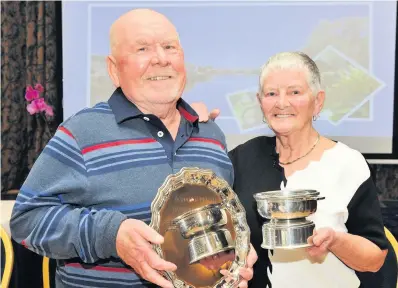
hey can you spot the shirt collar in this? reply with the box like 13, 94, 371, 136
108, 88, 142, 123
176, 98, 199, 127
108, 87, 199, 126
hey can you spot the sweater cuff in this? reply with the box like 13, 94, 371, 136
97, 212, 127, 259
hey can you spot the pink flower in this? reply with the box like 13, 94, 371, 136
26, 101, 40, 115
34, 83, 44, 92
25, 84, 54, 119
34, 98, 47, 112
26, 98, 51, 115
44, 104, 54, 117
25, 85, 39, 102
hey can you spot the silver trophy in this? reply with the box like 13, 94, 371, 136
254, 189, 325, 249
150, 168, 250, 288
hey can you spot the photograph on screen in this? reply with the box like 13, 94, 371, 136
62, 1, 397, 155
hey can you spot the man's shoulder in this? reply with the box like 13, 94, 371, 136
197, 120, 227, 141
61, 102, 115, 130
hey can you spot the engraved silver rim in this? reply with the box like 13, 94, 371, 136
149, 167, 251, 288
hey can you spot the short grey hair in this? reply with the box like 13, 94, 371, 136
258, 51, 321, 96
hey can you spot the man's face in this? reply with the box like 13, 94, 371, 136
109, 18, 186, 106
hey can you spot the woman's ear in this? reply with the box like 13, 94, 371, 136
314, 90, 325, 116
256, 92, 262, 104
107, 55, 120, 87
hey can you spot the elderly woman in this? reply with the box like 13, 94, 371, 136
193, 52, 389, 288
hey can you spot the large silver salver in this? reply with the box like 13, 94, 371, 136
150, 168, 251, 288
254, 189, 325, 249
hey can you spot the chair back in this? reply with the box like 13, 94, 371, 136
43, 256, 50, 288
0, 225, 14, 288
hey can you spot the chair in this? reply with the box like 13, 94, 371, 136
385, 227, 398, 263
1, 225, 14, 288
385, 227, 398, 288
43, 256, 50, 288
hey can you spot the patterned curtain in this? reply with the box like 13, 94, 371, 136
1, 1, 62, 194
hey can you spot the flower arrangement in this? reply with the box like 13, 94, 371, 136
25, 84, 56, 140
25, 84, 54, 117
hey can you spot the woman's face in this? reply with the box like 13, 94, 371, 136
258, 68, 324, 136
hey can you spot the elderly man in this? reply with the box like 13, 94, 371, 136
10, 9, 256, 288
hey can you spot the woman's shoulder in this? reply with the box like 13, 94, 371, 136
326, 140, 371, 180
229, 135, 276, 155
333, 141, 368, 164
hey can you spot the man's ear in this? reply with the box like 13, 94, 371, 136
314, 90, 325, 116
107, 55, 120, 87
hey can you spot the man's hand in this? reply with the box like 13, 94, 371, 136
306, 227, 336, 258
190, 102, 220, 122
220, 244, 258, 288
116, 219, 176, 288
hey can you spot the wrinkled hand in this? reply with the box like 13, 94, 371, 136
220, 244, 258, 288
306, 227, 336, 258
190, 102, 220, 122
116, 219, 176, 288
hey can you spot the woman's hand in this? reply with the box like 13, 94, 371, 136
307, 227, 387, 272
190, 102, 220, 122
306, 227, 336, 258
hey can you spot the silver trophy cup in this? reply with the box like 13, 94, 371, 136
254, 189, 325, 249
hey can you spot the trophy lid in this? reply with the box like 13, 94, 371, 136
171, 203, 222, 224
254, 189, 320, 201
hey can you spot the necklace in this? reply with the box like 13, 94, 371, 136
278, 134, 320, 165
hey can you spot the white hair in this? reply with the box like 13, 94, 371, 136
258, 51, 321, 96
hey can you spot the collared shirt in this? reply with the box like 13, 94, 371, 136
11, 88, 234, 288
108, 87, 200, 163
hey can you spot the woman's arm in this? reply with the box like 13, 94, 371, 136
308, 228, 387, 272
308, 175, 388, 272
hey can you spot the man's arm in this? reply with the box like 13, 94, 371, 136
10, 127, 127, 262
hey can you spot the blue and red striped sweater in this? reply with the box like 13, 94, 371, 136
10, 89, 234, 287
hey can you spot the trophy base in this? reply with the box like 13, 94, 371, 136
188, 229, 235, 264
261, 219, 315, 249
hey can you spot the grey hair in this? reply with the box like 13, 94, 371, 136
258, 52, 321, 96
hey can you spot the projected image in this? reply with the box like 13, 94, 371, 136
226, 88, 262, 131
314, 46, 384, 124
89, 3, 383, 129
68, 1, 395, 153
90, 58, 259, 108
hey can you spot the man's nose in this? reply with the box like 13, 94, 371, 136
151, 46, 169, 66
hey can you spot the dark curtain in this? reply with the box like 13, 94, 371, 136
370, 164, 398, 240
1, 1, 62, 194
1, 2, 62, 287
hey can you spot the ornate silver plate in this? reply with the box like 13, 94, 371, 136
150, 167, 250, 288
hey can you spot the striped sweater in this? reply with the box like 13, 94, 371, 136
10, 88, 234, 287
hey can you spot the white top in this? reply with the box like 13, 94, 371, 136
267, 142, 371, 288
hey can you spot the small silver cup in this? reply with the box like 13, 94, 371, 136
169, 204, 235, 263
254, 189, 325, 249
